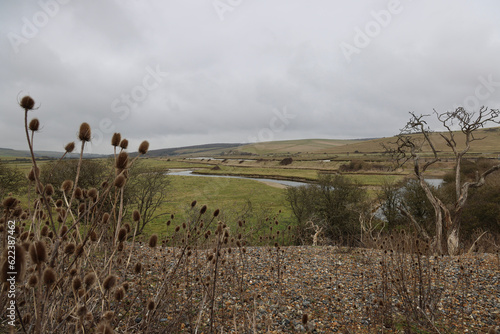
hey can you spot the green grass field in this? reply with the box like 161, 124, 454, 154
142, 174, 295, 243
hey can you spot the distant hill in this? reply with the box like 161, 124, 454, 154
0, 147, 104, 159
3, 126, 500, 160
144, 143, 244, 157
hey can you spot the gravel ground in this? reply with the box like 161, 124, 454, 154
128, 245, 500, 333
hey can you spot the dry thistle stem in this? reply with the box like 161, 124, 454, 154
78, 122, 91, 142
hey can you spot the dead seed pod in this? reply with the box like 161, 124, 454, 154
29, 118, 40, 131
29, 241, 47, 264
64, 243, 76, 255
115, 152, 129, 170
19, 95, 35, 110
78, 122, 91, 142
64, 142, 75, 153
117, 228, 127, 242
114, 174, 126, 188
42, 268, 56, 286
132, 210, 140, 222
83, 272, 96, 288
149, 234, 158, 248
138, 140, 149, 155
103, 275, 117, 291
119, 139, 128, 150
111, 132, 121, 147
61, 180, 74, 194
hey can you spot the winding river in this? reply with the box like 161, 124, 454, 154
167, 170, 308, 187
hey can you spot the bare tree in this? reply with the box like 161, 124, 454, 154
126, 163, 171, 235
387, 107, 500, 255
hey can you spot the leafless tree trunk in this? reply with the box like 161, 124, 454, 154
386, 107, 500, 255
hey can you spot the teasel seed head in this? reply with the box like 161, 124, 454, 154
200, 205, 207, 214
27, 166, 40, 182
149, 234, 158, 248
59, 224, 68, 238
123, 223, 131, 233
41, 225, 49, 237
78, 203, 85, 215
117, 228, 127, 242
20, 231, 29, 241
29, 241, 47, 264
191, 200, 197, 208
29, 118, 40, 131
77, 305, 87, 318
64, 243, 76, 255
114, 173, 126, 188
102, 311, 114, 321
114, 286, 125, 301
72, 277, 82, 292
88, 188, 98, 201
111, 132, 121, 147
132, 210, 140, 222
115, 151, 129, 170
43, 267, 56, 286
90, 230, 98, 242
96, 322, 115, 334
55, 199, 63, 208
134, 262, 142, 274
20, 95, 35, 110
138, 140, 149, 155
83, 272, 96, 288
102, 213, 110, 225
302, 313, 309, 325
44, 183, 54, 197
61, 180, 73, 194
65, 141, 75, 153
103, 275, 117, 291
28, 274, 38, 287
78, 122, 91, 142
2, 197, 18, 209
147, 299, 155, 311
213, 209, 220, 217
117, 242, 124, 252
119, 139, 128, 149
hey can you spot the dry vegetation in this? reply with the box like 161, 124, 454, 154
1, 97, 500, 333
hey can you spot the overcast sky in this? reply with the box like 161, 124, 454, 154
1, 0, 500, 154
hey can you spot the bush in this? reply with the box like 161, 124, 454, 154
286, 174, 368, 245
279, 157, 293, 165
